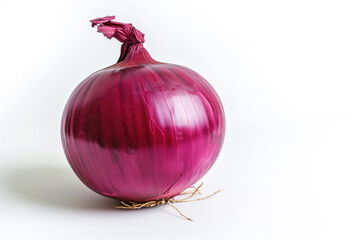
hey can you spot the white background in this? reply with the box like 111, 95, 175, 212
1, 0, 360, 239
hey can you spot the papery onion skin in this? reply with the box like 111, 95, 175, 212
61, 16, 225, 202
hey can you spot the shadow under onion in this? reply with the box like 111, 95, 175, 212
4, 165, 119, 211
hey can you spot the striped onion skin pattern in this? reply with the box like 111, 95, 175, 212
61, 17, 225, 202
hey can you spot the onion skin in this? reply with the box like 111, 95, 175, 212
61, 17, 225, 202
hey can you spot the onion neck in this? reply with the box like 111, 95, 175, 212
90, 16, 158, 66
117, 43, 157, 65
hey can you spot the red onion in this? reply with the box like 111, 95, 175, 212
61, 16, 225, 202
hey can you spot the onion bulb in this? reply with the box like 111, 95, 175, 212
61, 16, 225, 202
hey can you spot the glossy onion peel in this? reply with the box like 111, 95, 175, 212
61, 16, 225, 202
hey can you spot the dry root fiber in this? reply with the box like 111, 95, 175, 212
115, 182, 221, 221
